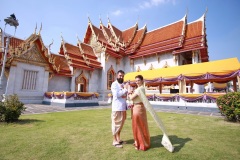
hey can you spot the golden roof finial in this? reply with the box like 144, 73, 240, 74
34, 23, 37, 34
48, 39, 54, 55
87, 13, 92, 24
99, 14, 103, 24
60, 32, 64, 43
37, 22, 42, 35
107, 14, 111, 23
76, 34, 82, 43
205, 7, 208, 15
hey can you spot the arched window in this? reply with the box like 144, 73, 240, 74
107, 66, 115, 90
75, 72, 88, 92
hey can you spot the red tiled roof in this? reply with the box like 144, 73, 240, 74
130, 19, 185, 58
122, 24, 138, 45
109, 24, 123, 42
2, 37, 24, 56
125, 27, 146, 54
106, 47, 122, 58
64, 43, 93, 70
91, 25, 107, 43
51, 54, 72, 76
173, 17, 209, 62
79, 43, 102, 68
142, 21, 184, 46
8, 37, 24, 48
80, 43, 95, 57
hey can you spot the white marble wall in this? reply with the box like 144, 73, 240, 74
130, 52, 175, 72
6, 62, 49, 103
48, 75, 71, 91
88, 69, 101, 92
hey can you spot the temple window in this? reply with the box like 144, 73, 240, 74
22, 70, 38, 90
107, 66, 115, 90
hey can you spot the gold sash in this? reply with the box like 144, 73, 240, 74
138, 87, 174, 152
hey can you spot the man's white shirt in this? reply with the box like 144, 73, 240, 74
111, 80, 127, 111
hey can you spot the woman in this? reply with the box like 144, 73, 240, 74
128, 75, 150, 151
128, 75, 174, 152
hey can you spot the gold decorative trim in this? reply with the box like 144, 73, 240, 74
136, 66, 141, 72
148, 64, 154, 70
163, 61, 169, 68
105, 53, 110, 62
49, 73, 54, 80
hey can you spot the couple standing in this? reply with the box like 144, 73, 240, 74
111, 70, 174, 152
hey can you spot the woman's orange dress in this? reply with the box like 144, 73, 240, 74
132, 86, 150, 151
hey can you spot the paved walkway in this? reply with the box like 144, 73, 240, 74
23, 104, 223, 117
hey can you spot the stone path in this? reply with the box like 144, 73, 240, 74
23, 104, 223, 117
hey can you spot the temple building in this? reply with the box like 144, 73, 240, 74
0, 12, 238, 104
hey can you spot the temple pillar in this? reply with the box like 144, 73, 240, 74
5, 66, 17, 95
183, 79, 186, 93
70, 75, 75, 92
237, 76, 240, 91
43, 70, 49, 93
233, 78, 237, 92
178, 80, 182, 93
101, 51, 107, 101
192, 50, 200, 64
178, 79, 186, 93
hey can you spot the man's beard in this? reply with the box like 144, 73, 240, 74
117, 78, 123, 84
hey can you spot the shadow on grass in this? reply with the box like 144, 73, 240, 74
169, 135, 191, 152
15, 119, 45, 125
150, 135, 191, 152
125, 135, 191, 152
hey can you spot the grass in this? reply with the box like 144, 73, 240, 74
0, 108, 239, 160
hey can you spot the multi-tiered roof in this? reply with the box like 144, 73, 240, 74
84, 13, 209, 62
1, 12, 209, 77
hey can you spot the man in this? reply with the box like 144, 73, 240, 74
111, 70, 129, 148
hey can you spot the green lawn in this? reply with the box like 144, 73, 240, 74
0, 108, 239, 160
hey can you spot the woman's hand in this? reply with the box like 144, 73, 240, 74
124, 83, 129, 89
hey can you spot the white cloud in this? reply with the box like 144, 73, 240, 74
111, 10, 123, 16
139, 0, 175, 9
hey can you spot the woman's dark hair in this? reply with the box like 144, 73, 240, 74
135, 75, 143, 81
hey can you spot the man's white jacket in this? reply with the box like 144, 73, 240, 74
111, 80, 127, 111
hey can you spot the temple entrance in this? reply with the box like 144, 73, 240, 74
75, 72, 88, 92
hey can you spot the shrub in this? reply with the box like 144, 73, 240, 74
0, 94, 26, 123
216, 92, 240, 122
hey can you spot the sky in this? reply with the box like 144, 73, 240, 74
1, 0, 240, 61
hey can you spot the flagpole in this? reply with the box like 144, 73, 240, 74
0, 14, 19, 100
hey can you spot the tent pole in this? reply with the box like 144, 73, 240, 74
159, 84, 162, 94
